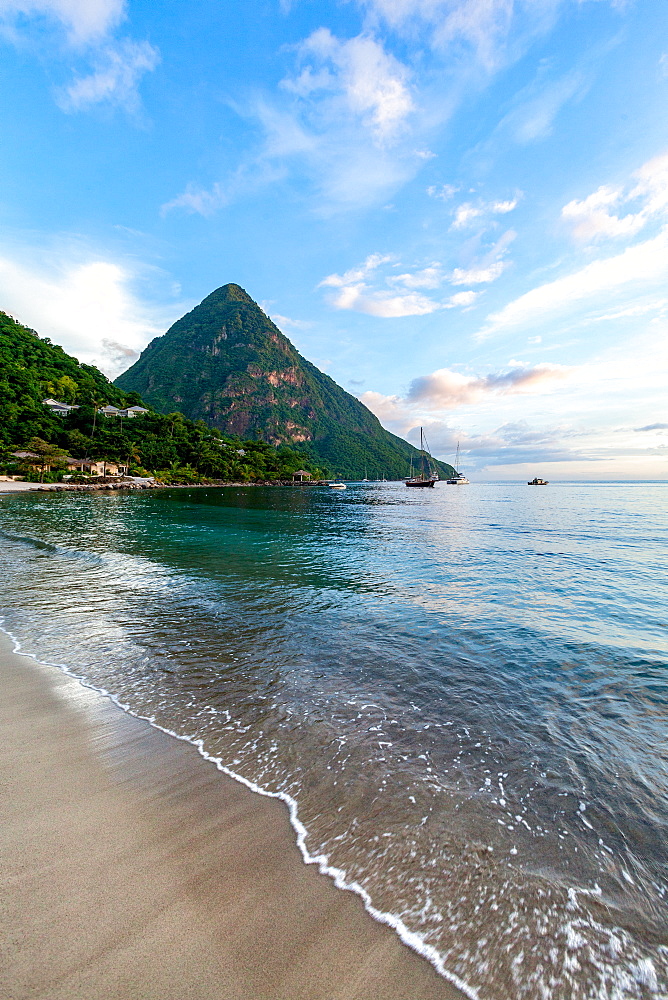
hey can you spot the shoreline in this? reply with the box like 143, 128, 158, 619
0, 630, 466, 1000
0, 478, 333, 494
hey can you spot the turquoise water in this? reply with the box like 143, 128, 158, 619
1, 482, 666, 999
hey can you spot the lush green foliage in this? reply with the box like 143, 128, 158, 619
0, 310, 140, 446
115, 284, 455, 480
0, 311, 327, 482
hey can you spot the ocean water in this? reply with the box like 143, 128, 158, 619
0, 482, 666, 999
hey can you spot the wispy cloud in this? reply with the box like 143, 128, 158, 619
0, 0, 158, 113
57, 39, 159, 112
326, 285, 443, 317
0, 0, 126, 45
427, 183, 459, 200
282, 28, 414, 144
357, 0, 560, 72
561, 151, 668, 243
268, 312, 312, 331
319, 252, 481, 316
389, 264, 442, 289
450, 196, 518, 230
477, 227, 668, 339
451, 260, 508, 284
162, 182, 228, 217
166, 1, 600, 216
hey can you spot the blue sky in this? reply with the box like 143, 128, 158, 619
0, 0, 667, 478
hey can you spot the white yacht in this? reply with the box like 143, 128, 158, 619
446, 442, 469, 484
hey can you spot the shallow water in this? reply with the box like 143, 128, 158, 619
1, 482, 666, 999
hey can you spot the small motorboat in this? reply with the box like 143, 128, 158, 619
329, 482, 346, 489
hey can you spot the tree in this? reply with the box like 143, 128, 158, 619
22, 437, 70, 483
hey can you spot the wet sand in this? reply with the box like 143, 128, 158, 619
0, 480, 40, 492
0, 632, 465, 1000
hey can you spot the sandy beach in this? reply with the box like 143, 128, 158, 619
0, 631, 464, 1000
0, 480, 41, 492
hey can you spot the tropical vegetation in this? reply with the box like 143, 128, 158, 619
0, 310, 327, 482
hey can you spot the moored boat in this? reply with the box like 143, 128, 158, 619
329, 482, 346, 489
405, 429, 438, 487
446, 442, 469, 484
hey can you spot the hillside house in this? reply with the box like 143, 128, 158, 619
119, 405, 149, 418
97, 405, 149, 418
42, 398, 79, 416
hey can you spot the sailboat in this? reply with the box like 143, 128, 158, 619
405, 429, 438, 488
446, 442, 469, 485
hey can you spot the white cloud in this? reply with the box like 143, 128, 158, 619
561, 151, 668, 242
478, 227, 668, 339
391, 264, 443, 289
0, 253, 175, 376
427, 183, 459, 200
328, 285, 441, 317
448, 290, 477, 307
406, 362, 570, 407
491, 198, 518, 213
162, 182, 228, 218
269, 313, 312, 331
450, 196, 518, 229
320, 252, 394, 289
589, 299, 668, 324
0, 0, 125, 45
451, 260, 507, 284
283, 28, 414, 144
561, 185, 638, 241
58, 39, 159, 112
358, 0, 542, 71
360, 363, 570, 428
0, 0, 159, 114
319, 253, 480, 315
451, 202, 483, 228
630, 151, 668, 220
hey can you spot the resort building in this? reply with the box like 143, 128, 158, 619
42, 398, 79, 416
97, 405, 149, 418
119, 406, 149, 418
11, 452, 128, 478
65, 459, 128, 477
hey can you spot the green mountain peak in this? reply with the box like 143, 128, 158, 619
115, 286, 454, 480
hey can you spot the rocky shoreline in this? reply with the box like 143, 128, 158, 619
29, 479, 333, 493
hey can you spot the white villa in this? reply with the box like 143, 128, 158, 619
42, 398, 79, 416
98, 405, 149, 418
42, 398, 148, 419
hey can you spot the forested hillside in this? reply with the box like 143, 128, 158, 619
0, 311, 326, 482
